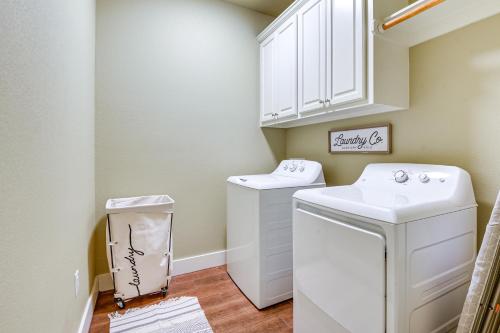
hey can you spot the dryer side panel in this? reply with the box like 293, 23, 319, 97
406, 208, 477, 333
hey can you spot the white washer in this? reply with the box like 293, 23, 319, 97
293, 163, 477, 333
227, 160, 325, 309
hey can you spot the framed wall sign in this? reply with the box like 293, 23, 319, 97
329, 123, 392, 154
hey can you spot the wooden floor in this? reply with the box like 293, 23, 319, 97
89, 266, 293, 333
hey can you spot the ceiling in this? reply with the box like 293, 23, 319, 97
223, 0, 294, 17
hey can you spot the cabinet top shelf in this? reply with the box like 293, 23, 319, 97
376, 0, 500, 46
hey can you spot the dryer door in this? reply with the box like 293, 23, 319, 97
294, 208, 386, 333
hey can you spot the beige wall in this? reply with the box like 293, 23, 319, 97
287, 14, 500, 241
0, 1, 95, 332
95, 0, 285, 274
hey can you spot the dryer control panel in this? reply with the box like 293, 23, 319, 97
352, 163, 477, 215
294, 163, 477, 224
392, 169, 435, 184
387, 166, 453, 185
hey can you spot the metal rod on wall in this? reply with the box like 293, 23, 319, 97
381, 0, 446, 31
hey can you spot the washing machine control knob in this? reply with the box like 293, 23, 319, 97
419, 173, 430, 183
299, 166, 305, 172
394, 170, 409, 183
283, 164, 288, 170
289, 164, 298, 172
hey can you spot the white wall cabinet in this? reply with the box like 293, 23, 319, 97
258, 0, 409, 128
275, 16, 298, 120
259, 34, 275, 123
259, 16, 298, 123
297, 0, 326, 114
328, 0, 365, 106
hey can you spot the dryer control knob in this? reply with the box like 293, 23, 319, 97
299, 166, 305, 172
289, 164, 297, 172
283, 164, 288, 170
419, 173, 430, 183
394, 170, 409, 183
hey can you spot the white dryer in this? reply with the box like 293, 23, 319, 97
227, 160, 325, 309
293, 163, 477, 333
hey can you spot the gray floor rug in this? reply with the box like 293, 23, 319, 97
108, 297, 213, 333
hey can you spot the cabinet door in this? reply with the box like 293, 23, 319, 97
327, 0, 365, 106
275, 16, 298, 120
298, 0, 327, 114
260, 34, 276, 123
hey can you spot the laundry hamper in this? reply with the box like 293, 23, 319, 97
105, 195, 174, 309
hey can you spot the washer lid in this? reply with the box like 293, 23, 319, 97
227, 174, 312, 190
294, 163, 477, 223
227, 160, 325, 190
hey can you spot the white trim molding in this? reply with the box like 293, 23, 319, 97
97, 250, 227, 291
172, 249, 226, 276
77, 277, 99, 333
257, 0, 309, 42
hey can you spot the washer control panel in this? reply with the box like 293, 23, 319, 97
273, 159, 324, 183
280, 160, 306, 173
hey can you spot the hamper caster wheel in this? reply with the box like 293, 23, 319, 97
115, 298, 125, 309
161, 287, 168, 297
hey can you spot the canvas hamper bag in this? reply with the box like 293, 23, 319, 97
105, 195, 174, 308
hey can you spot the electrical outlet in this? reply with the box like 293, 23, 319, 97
74, 270, 80, 298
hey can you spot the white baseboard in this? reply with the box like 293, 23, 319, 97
77, 276, 99, 333
172, 249, 226, 276
97, 249, 227, 291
